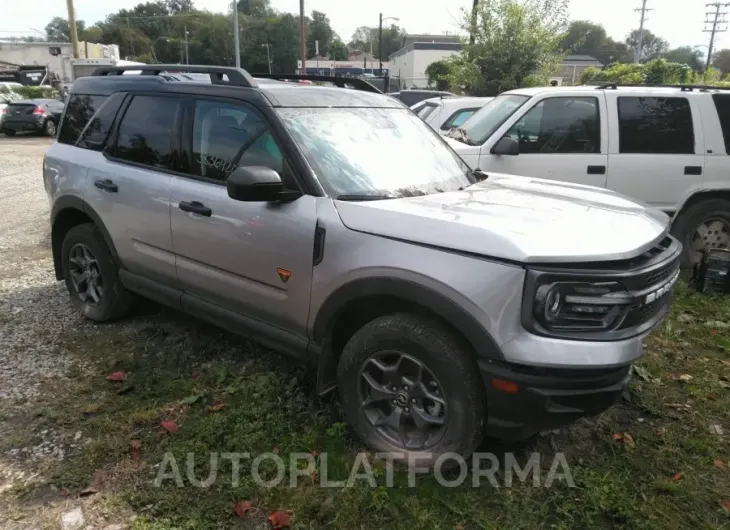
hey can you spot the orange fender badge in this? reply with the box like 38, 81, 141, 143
277, 268, 292, 283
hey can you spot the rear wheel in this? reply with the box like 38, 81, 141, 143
61, 223, 133, 322
671, 198, 730, 270
337, 313, 485, 467
3, 130, 16, 137
43, 119, 57, 137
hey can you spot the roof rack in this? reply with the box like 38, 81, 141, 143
596, 83, 730, 92
254, 73, 382, 94
91, 65, 257, 87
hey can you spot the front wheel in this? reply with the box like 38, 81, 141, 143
337, 313, 485, 467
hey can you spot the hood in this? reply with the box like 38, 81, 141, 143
334, 173, 670, 263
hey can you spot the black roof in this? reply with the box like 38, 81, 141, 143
71, 65, 401, 109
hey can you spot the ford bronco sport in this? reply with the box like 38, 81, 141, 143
45, 66, 681, 464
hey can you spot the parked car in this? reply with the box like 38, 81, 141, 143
389, 89, 454, 107
1, 98, 64, 137
445, 84, 730, 270
0, 82, 25, 127
411, 96, 493, 134
45, 66, 680, 465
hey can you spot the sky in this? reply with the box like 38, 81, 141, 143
0, 0, 723, 56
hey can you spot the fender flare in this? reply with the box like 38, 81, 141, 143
312, 276, 504, 360
51, 195, 121, 279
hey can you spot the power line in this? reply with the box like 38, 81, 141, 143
705, 2, 730, 70
633, 0, 652, 63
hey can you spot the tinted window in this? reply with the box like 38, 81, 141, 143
505, 97, 600, 154
618, 97, 694, 154
712, 94, 730, 154
191, 100, 285, 182
441, 108, 479, 130
113, 95, 178, 168
77, 92, 124, 151
58, 94, 107, 146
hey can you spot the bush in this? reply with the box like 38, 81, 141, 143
0, 86, 60, 103
581, 58, 730, 87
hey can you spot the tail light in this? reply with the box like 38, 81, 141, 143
32, 106, 46, 115
2, 108, 7, 114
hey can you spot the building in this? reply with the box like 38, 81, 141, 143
389, 34, 463, 89
0, 41, 120, 84
558, 55, 603, 85
297, 56, 392, 77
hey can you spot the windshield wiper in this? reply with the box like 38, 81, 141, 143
336, 194, 394, 201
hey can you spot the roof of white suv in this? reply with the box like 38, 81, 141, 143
504, 85, 730, 97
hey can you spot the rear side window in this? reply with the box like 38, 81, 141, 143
712, 94, 730, 154
112, 95, 178, 169
617, 97, 694, 154
58, 94, 107, 146
441, 108, 479, 130
77, 93, 125, 151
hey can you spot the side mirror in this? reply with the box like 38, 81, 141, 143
227, 166, 285, 202
491, 136, 520, 156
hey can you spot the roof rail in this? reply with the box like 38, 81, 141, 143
595, 83, 730, 91
254, 73, 382, 94
91, 64, 257, 87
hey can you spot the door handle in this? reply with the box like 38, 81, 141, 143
684, 166, 702, 175
94, 179, 118, 193
587, 165, 606, 175
179, 200, 212, 217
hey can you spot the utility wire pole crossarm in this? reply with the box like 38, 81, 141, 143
633, 0, 652, 63
705, 3, 730, 71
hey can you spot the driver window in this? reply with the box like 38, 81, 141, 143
191, 100, 288, 183
505, 97, 600, 154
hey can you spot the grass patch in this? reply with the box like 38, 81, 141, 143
12, 288, 730, 529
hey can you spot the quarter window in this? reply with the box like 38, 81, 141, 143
441, 108, 479, 130
617, 97, 694, 154
505, 97, 600, 154
58, 94, 107, 146
191, 100, 285, 182
113, 95, 178, 168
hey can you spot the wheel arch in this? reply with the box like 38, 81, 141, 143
51, 196, 120, 280
673, 189, 730, 220
312, 277, 503, 395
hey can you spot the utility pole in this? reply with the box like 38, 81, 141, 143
184, 25, 189, 64
232, 0, 241, 68
65, 0, 80, 58
633, 0, 652, 63
299, 0, 306, 74
378, 13, 383, 72
469, 0, 479, 45
705, 3, 730, 71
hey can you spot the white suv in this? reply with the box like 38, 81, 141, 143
446, 84, 730, 269
411, 96, 492, 134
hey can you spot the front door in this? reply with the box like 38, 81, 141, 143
604, 92, 705, 210
480, 94, 609, 188
169, 98, 316, 337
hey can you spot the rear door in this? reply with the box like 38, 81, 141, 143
604, 92, 704, 209
87, 93, 181, 286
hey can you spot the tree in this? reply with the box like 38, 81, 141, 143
560, 20, 632, 65
662, 46, 704, 71
307, 10, 334, 58
626, 29, 669, 62
425, 60, 452, 90
713, 49, 730, 75
237, 0, 271, 18
451, 0, 569, 96
45, 16, 86, 42
330, 39, 349, 61
347, 24, 406, 59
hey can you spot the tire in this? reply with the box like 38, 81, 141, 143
337, 313, 485, 468
3, 130, 16, 137
43, 119, 57, 137
670, 198, 730, 271
61, 223, 133, 322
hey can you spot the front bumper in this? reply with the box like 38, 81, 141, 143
478, 358, 631, 440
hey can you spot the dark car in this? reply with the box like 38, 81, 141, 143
389, 89, 454, 107
1, 98, 64, 137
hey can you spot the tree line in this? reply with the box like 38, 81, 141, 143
36, 0, 407, 74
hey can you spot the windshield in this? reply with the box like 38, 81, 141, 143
454, 94, 530, 145
277, 107, 474, 198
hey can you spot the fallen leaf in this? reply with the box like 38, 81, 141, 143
60, 487, 69, 497
161, 420, 179, 433
233, 500, 253, 518
714, 459, 726, 470
456, 525, 465, 530
310, 450, 320, 458
272, 446, 280, 454
131, 440, 141, 463
722, 499, 730, 513
722, 360, 730, 366
106, 371, 127, 382
710, 424, 725, 436
656, 427, 667, 436
180, 395, 200, 405
208, 402, 225, 412
712, 329, 719, 336
623, 433, 636, 448
612, 432, 623, 441
268, 511, 290, 529
671, 472, 684, 481
678, 374, 693, 383
631, 364, 653, 382
706, 393, 719, 401
79, 486, 98, 496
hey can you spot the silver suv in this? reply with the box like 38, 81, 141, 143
44, 66, 681, 464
